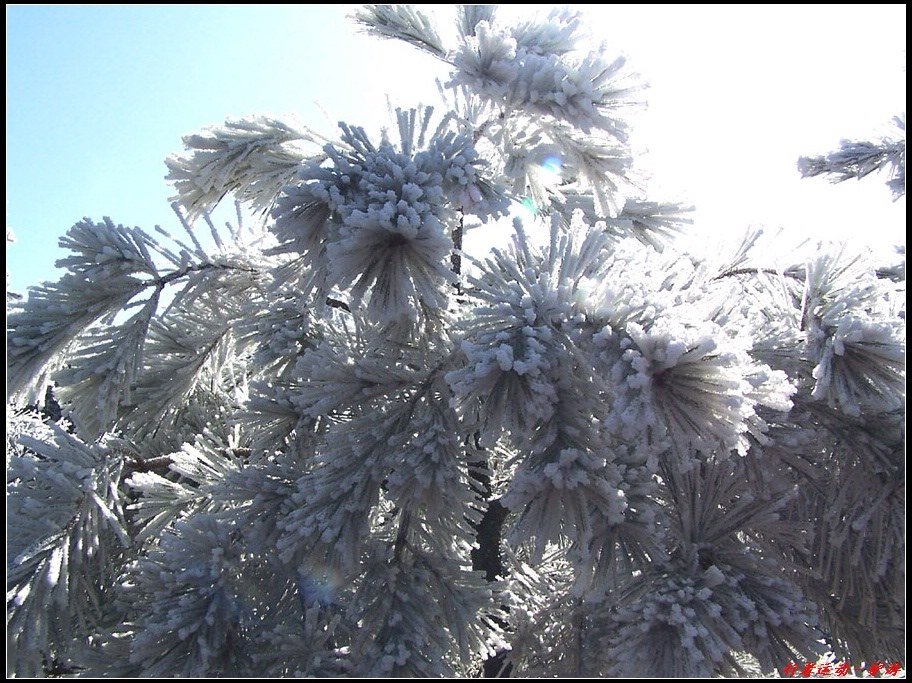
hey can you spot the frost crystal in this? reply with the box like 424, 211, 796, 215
5, 5, 904, 679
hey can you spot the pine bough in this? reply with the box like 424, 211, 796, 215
7, 5, 905, 678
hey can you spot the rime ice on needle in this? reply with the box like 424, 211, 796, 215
271, 111, 508, 324
5, 4, 904, 678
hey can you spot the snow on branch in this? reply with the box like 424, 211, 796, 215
511, 7, 584, 57
126, 433, 246, 542
543, 121, 633, 217
57, 217, 160, 278
5, 5, 906, 678
798, 115, 906, 199
289, 341, 425, 418
354, 5, 448, 60
456, 5, 496, 39
7, 219, 160, 404
7, 421, 130, 676
600, 199, 694, 250
237, 380, 314, 452
127, 514, 258, 676
8, 215, 263, 415
349, 548, 501, 677
602, 559, 823, 677
117, 310, 236, 437
450, 19, 640, 135
271, 109, 508, 325
166, 116, 321, 222
277, 407, 411, 571
810, 316, 905, 417
384, 391, 484, 550
53, 294, 160, 438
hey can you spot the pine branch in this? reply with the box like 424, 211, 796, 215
108, 261, 259, 443
456, 5, 496, 39
541, 121, 633, 218
8, 272, 149, 403
354, 5, 448, 60
8, 423, 131, 676
798, 116, 906, 199
150, 260, 260, 288
6, 6, 906, 678
713, 266, 805, 281
166, 116, 322, 221
326, 296, 351, 312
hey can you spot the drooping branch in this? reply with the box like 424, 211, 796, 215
149, 261, 260, 289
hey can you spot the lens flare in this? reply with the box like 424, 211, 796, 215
541, 154, 563, 177
520, 196, 539, 216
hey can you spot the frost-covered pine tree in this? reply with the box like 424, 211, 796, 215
799, 115, 906, 200
7, 6, 905, 678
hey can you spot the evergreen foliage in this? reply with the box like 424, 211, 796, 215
798, 115, 906, 200
7, 5, 905, 677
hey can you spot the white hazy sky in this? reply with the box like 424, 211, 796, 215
6, 4, 906, 293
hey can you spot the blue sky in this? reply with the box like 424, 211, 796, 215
6, 5, 443, 291
6, 5, 906, 293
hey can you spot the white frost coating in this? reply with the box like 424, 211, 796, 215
607, 564, 823, 677
5, 5, 904, 679
450, 19, 634, 136
272, 111, 508, 324
606, 317, 796, 458
810, 315, 904, 417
